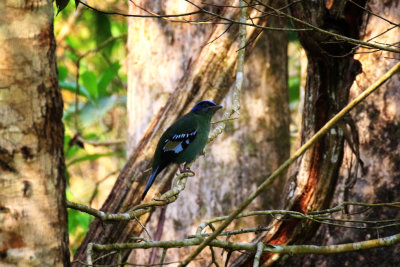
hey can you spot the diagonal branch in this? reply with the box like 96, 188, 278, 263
178, 59, 400, 266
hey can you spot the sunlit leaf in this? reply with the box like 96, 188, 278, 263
65, 35, 81, 51
289, 76, 300, 102
68, 209, 91, 233
78, 95, 119, 126
80, 71, 98, 102
59, 81, 91, 99
98, 62, 121, 97
58, 66, 68, 82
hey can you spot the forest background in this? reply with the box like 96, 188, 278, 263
0, 0, 399, 266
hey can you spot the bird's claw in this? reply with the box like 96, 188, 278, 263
179, 164, 195, 176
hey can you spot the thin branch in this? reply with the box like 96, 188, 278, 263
178, 59, 400, 265
346, 0, 400, 27
159, 248, 167, 267
72, 200, 400, 265
80, 0, 203, 18
208, 246, 220, 267
57, 4, 84, 43
179, 3, 247, 264
73, 34, 127, 132
86, 232, 400, 257
66, 171, 195, 222
89, 169, 120, 206
253, 242, 264, 267
76, 135, 126, 146
188, 227, 271, 238
185, 0, 311, 32
256, 1, 400, 53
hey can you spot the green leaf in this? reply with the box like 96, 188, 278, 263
98, 62, 121, 97
67, 152, 121, 166
58, 66, 68, 82
80, 71, 98, 102
78, 95, 118, 126
56, 0, 70, 15
95, 13, 113, 57
59, 81, 91, 99
289, 76, 300, 103
68, 208, 91, 233
65, 36, 81, 51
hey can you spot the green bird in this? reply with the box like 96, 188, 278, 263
142, 100, 222, 199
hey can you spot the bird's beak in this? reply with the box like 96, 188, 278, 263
210, 104, 222, 111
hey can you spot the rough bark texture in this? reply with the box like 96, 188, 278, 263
233, 0, 365, 266
129, 1, 290, 266
73, 2, 276, 265
0, 0, 69, 266
290, 1, 400, 266
126, 1, 216, 153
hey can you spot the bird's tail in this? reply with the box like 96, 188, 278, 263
141, 165, 163, 200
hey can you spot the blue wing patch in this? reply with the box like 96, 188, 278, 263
163, 130, 197, 154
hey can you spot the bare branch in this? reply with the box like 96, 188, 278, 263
79, 0, 203, 18
84, 232, 400, 263
178, 58, 400, 266
256, 1, 400, 53
253, 242, 264, 267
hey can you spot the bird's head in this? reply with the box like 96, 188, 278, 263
190, 100, 222, 116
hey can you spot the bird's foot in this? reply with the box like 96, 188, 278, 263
179, 164, 195, 176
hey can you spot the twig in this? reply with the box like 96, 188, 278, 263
178, 60, 400, 266
179, 2, 245, 265
185, 0, 311, 32
208, 246, 220, 267
86, 232, 400, 256
80, 0, 202, 18
66, 172, 195, 222
73, 34, 127, 132
253, 242, 264, 267
159, 248, 167, 267
208, 0, 247, 143
76, 135, 126, 146
188, 227, 271, 238
256, 1, 400, 53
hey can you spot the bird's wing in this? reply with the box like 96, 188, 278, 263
153, 113, 199, 168
162, 128, 197, 154
158, 113, 199, 155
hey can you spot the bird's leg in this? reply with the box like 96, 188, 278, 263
179, 163, 195, 175
178, 164, 184, 173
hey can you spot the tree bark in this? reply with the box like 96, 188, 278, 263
290, 1, 400, 266
126, 1, 216, 153
128, 1, 290, 266
73, 2, 273, 265
233, 0, 365, 266
0, 0, 69, 266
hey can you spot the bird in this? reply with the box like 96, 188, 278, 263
141, 100, 222, 200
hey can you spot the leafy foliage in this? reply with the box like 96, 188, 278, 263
55, 0, 127, 253
56, 0, 80, 14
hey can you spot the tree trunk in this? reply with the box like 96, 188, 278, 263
290, 1, 400, 266
73, 2, 275, 265
128, 1, 290, 266
126, 1, 215, 153
233, 0, 365, 266
0, 0, 69, 266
